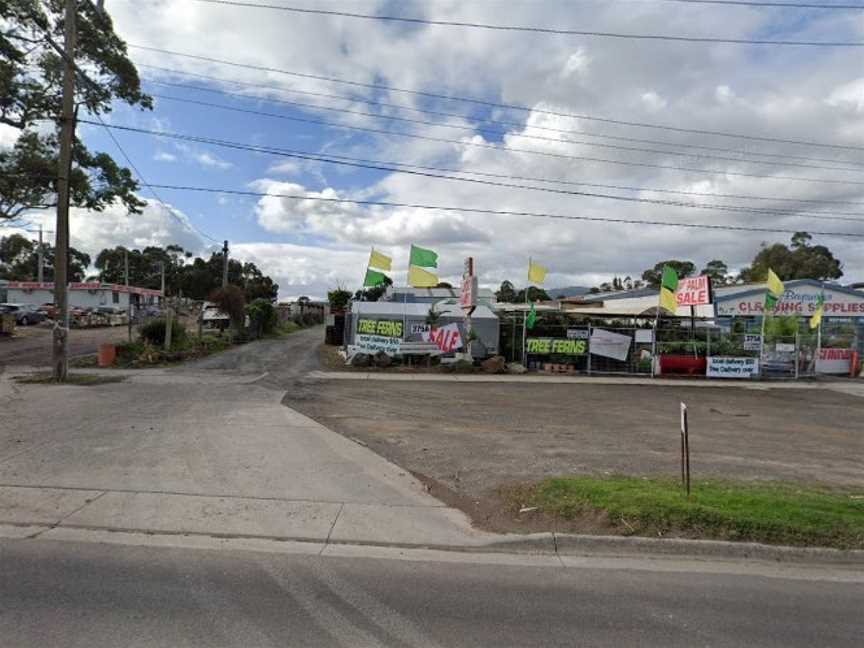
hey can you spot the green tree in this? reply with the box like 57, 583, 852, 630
354, 274, 392, 301
642, 260, 696, 288
516, 287, 550, 302
1, 233, 88, 281
495, 280, 517, 303
327, 287, 352, 311
739, 232, 842, 282
700, 259, 730, 285
1, 0, 152, 221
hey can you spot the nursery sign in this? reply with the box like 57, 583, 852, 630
357, 318, 403, 338
353, 334, 402, 356
589, 328, 632, 362
423, 323, 464, 353
707, 356, 759, 378
526, 338, 587, 355
676, 276, 711, 307
743, 334, 762, 351
815, 348, 852, 374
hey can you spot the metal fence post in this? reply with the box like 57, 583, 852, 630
586, 323, 592, 375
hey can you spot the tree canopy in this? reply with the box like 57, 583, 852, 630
1, 0, 151, 221
739, 232, 843, 282
641, 260, 696, 288
0, 232, 89, 281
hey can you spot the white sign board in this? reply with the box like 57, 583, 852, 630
352, 334, 402, 356
716, 284, 864, 318
815, 348, 852, 374
635, 329, 654, 344
676, 276, 711, 307
566, 328, 590, 340
589, 328, 632, 362
410, 323, 431, 335
707, 356, 760, 378
775, 343, 796, 353
743, 334, 761, 351
423, 323, 464, 353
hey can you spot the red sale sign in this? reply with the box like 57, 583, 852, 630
676, 276, 711, 307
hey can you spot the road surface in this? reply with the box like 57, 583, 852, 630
1, 538, 861, 648
0, 324, 131, 367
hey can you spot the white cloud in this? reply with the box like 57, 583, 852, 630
154, 151, 177, 162
194, 151, 233, 170
640, 91, 668, 112
0, 124, 20, 150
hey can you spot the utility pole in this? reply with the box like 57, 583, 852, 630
125, 248, 132, 342
52, 0, 77, 382
37, 226, 44, 283
222, 240, 229, 288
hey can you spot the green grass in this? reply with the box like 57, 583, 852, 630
14, 373, 127, 386
519, 476, 864, 549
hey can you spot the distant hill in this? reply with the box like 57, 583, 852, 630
548, 285, 591, 298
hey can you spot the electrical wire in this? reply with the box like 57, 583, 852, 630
139, 69, 863, 168
144, 79, 864, 171
190, 0, 864, 46
144, 93, 864, 186
76, 120, 864, 223
646, 0, 864, 9
141, 183, 864, 238
128, 45, 864, 153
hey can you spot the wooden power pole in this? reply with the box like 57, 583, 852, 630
222, 240, 229, 287
52, 0, 77, 382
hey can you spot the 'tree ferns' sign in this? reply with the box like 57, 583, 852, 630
526, 338, 588, 355
357, 319, 404, 338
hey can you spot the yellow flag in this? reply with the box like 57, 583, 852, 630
766, 269, 784, 297
809, 308, 822, 331
369, 249, 392, 271
408, 264, 438, 288
528, 259, 547, 285
659, 287, 678, 313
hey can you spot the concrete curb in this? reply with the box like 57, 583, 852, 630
4, 522, 861, 567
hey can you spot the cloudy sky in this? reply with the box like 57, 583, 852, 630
3, 0, 864, 298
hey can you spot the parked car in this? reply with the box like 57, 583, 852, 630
37, 303, 56, 319
0, 303, 47, 326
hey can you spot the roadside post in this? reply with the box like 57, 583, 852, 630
680, 402, 691, 497
459, 257, 477, 360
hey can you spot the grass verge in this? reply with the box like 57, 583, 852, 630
14, 372, 127, 386
511, 476, 864, 549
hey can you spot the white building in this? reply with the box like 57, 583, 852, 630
0, 281, 162, 311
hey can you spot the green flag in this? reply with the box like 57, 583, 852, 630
526, 303, 537, 330
661, 265, 679, 292
764, 292, 778, 310
364, 268, 388, 287
409, 244, 438, 268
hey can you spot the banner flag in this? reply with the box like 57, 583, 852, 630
409, 244, 438, 269
408, 265, 438, 288
526, 302, 537, 330
369, 249, 392, 271
364, 268, 388, 287
658, 265, 678, 313
766, 269, 784, 297
528, 259, 547, 285
810, 293, 825, 330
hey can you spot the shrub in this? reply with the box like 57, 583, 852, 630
246, 298, 278, 336
139, 318, 187, 347
210, 286, 247, 332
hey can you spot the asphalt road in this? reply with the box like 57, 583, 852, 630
2, 538, 861, 648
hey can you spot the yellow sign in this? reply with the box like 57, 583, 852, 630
526, 338, 587, 355
357, 319, 403, 338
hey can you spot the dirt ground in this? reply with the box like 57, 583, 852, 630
285, 378, 864, 532
0, 324, 132, 367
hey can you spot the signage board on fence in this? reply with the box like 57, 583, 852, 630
815, 348, 852, 374
526, 338, 587, 356
775, 343, 796, 353
676, 276, 711, 307
566, 328, 589, 340
707, 356, 760, 378
635, 329, 654, 344
410, 323, 431, 335
589, 328, 632, 362
357, 318, 403, 338
716, 284, 864, 317
743, 334, 761, 351
423, 323, 463, 353
352, 334, 402, 356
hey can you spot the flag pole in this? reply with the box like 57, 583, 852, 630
759, 287, 768, 378
522, 258, 530, 367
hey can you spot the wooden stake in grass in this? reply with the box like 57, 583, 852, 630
680, 402, 691, 497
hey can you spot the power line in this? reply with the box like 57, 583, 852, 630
649, 0, 864, 9
140, 183, 864, 238
145, 92, 864, 185
190, 0, 864, 46
143, 77, 864, 170
128, 45, 864, 153
92, 113, 220, 244
76, 120, 864, 222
